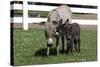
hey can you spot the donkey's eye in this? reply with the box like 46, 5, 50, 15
53, 21, 58, 25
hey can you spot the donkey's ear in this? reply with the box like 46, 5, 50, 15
45, 30, 48, 39
53, 21, 58, 25
40, 21, 46, 25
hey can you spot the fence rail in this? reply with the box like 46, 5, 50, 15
12, 17, 97, 25
10, 0, 98, 30
11, 4, 97, 14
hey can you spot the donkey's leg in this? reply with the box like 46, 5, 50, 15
47, 47, 50, 56
57, 45, 59, 55
56, 37, 59, 55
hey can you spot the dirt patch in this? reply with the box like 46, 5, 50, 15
11, 23, 97, 30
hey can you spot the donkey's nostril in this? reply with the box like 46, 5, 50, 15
47, 38, 53, 47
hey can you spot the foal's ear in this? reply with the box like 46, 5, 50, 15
64, 19, 69, 28
66, 19, 69, 23
59, 19, 62, 23
58, 19, 62, 25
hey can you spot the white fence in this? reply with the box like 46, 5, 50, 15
11, 0, 98, 30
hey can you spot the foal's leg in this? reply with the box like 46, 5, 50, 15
66, 41, 70, 53
74, 39, 78, 52
78, 38, 80, 53
70, 39, 74, 54
76, 35, 80, 53
56, 37, 59, 55
70, 42, 73, 53
61, 35, 65, 52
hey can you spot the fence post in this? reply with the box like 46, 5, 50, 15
23, 1, 28, 30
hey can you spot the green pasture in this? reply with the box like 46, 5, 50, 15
13, 29, 97, 66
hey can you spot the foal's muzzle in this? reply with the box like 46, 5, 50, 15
55, 32, 59, 38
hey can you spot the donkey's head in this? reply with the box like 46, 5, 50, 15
45, 22, 58, 47
44, 19, 63, 47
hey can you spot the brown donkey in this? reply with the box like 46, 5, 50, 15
44, 21, 60, 55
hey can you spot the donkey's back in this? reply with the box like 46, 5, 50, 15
47, 5, 72, 25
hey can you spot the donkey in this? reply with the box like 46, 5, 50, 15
64, 22, 80, 53
47, 5, 72, 24
44, 21, 60, 55
47, 5, 72, 52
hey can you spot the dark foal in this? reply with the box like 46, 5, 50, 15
57, 19, 70, 53
64, 23, 80, 53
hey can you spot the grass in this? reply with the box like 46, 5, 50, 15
13, 28, 97, 66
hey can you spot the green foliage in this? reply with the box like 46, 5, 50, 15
13, 29, 97, 66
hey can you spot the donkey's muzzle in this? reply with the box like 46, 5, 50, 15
47, 38, 53, 47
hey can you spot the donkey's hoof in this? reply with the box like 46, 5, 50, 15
47, 53, 49, 56
57, 52, 59, 55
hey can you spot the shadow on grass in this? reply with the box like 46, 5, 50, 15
34, 47, 64, 57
